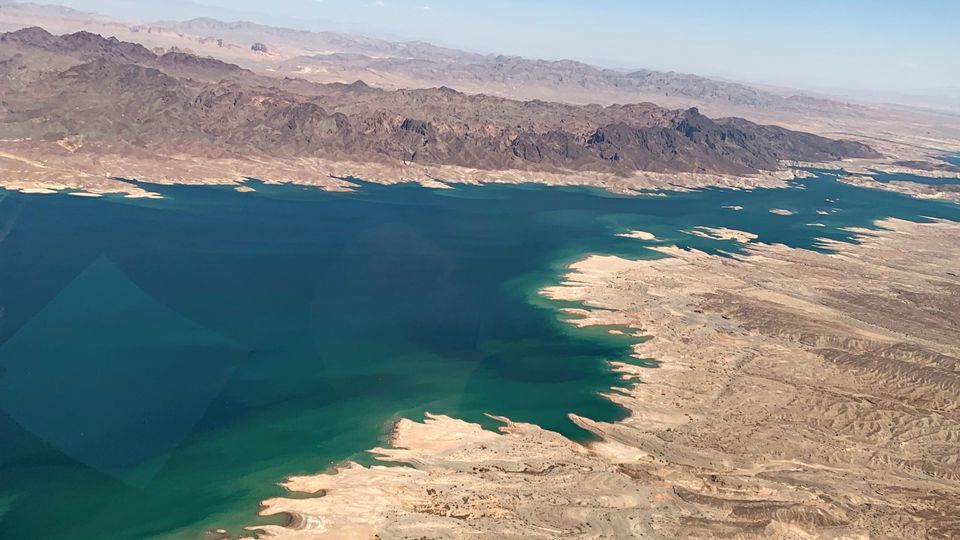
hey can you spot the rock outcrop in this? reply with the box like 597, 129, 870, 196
0, 27, 878, 183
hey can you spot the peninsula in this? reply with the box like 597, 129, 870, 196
249, 218, 960, 539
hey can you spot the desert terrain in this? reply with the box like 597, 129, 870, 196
248, 218, 960, 539
1, 2, 959, 201
0, 4, 958, 539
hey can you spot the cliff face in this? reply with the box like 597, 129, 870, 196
0, 27, 878, 177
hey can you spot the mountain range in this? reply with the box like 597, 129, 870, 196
0, 26, 877, 184
0, 2, 869, 117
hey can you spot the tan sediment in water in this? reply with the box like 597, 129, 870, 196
242, 217, 960, 539
685, 226, 758, 243
617, 230, 657, 241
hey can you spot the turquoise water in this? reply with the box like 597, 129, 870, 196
869, 153, 960, 185
0, 172, 958, 539
873, 153, 960, 185
939, 153, 960, 167
871, 171, 960, 185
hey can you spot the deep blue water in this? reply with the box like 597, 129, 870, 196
0, 172, 957, 539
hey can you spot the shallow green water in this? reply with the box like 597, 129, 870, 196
0, 172, 958, 539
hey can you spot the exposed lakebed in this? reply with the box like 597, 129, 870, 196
0, 171, 958, 539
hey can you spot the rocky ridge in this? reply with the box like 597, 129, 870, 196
0, 27, 877, 194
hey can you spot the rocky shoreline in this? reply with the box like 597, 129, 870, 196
5, 135, 956, 203
240, 217, 960, 539
839, 174, 960, 204
0, 139, 813, 198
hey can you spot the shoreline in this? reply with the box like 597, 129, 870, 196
238, 216, 960, 539
0, 138, 866, 198
5, 139, 958, 204
790, 155, 960, 204
838, 174, 960, 204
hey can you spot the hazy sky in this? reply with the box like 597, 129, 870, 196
42, 0, 960, 92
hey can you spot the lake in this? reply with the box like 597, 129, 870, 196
1, 171, 958, 539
